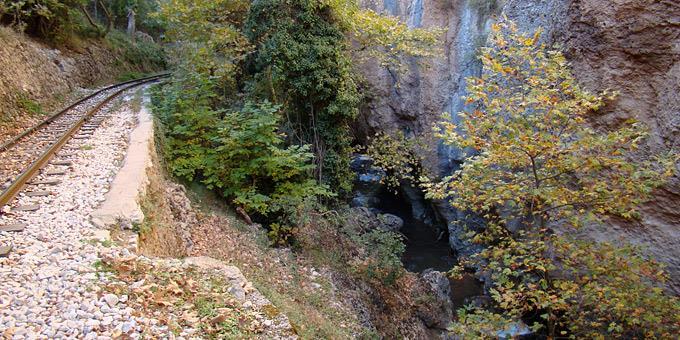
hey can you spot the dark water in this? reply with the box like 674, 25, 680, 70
376, 189, 483, 309
374, 189, 456, 272
449, 274, 484, 310
401, 215, 457, 272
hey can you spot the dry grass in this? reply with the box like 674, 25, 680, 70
187, 208, 364, 339
100, 255, 262, 338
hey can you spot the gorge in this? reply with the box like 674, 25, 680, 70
0, 0, 677, 337
357, 0, 680, 294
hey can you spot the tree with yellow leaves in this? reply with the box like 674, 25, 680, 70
427, 19, 679, 338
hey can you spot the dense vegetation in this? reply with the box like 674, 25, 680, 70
153, 0, 440, 243
0, 0, 82, 41
428, 20, 679, 338
0, 0, 165, 70
153, 1, 679, 337
151, 4, 445, 336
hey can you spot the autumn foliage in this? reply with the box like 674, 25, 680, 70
428, 19, 679, 338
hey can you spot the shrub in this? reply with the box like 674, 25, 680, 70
154, 74, 332, 236
362, 131, 426, 190
16, 93, 44, 115
106, 30, 166, 71
348, 228, 405, 285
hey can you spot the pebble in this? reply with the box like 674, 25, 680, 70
103, 294, 119, 307
0, 89, 173, 337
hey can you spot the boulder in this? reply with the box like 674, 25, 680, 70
420, 269, 451, 303
416, 269, 453, 329
377, 213, 404, 232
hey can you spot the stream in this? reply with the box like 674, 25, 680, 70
374, 188, 483, 310
375, 190, 455, 272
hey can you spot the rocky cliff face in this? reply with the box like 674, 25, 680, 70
358, 0, 680, 292
0, 27, 155, 142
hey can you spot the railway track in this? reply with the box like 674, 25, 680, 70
0, 74, 167, 238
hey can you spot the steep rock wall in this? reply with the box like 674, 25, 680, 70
357, 0, 680, 292
545, 0, 680, 293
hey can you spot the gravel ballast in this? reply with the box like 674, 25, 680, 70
0, 88, 165, 338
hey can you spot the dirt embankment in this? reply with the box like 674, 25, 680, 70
0, 26, 159, 142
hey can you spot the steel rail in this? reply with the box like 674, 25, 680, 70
0, 74, 167, 209
0, 73, 169, 152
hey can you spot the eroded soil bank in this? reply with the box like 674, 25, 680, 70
0, 27, 161, 144
125, 116, 457, 337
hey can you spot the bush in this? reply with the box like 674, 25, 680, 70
0, 0, 84, 42
154, 73, 332, 237
362, 131, 426, 190
288, 205, 406, 286
348, 228, 405, 285
106, 30, 166, 71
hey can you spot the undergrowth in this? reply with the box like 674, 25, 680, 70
105, 30, 166, 73
15, 93, 44, 116
101, 256, 262, 338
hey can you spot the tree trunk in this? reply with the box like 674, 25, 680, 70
127, 9, 136, 42
98, 0, 113, 36
80, 5, 97, 29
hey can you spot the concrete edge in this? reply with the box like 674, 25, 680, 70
90, 90, 154, 237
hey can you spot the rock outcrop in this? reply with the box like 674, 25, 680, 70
358, 0, 680, 292
418, 269, 453, 329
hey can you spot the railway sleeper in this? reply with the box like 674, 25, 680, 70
0, 223, 26, 232
12, 205, 40, 212
30, 179, 61, 185
25, 191, 52, 197
44, 169, 66, 176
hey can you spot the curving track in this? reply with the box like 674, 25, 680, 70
0, 74, 168, 213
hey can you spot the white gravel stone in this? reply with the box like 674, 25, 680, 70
0, 88, 174, 337
103, 294, 119, 307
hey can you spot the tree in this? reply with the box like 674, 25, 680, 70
427, 19, 679, 338
244, 0, 443, 196
1, 0, 86, 41
80, 0, 114, 37
157, 0, 251, 94
327, 0, 444, 70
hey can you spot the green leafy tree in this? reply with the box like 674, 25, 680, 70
244, 0, 361, 195
1, 0, 85, 41
157, 0, 251, 93
427, 19, 679, 338
105, 0, 163, 35
154, 75, 332, 244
